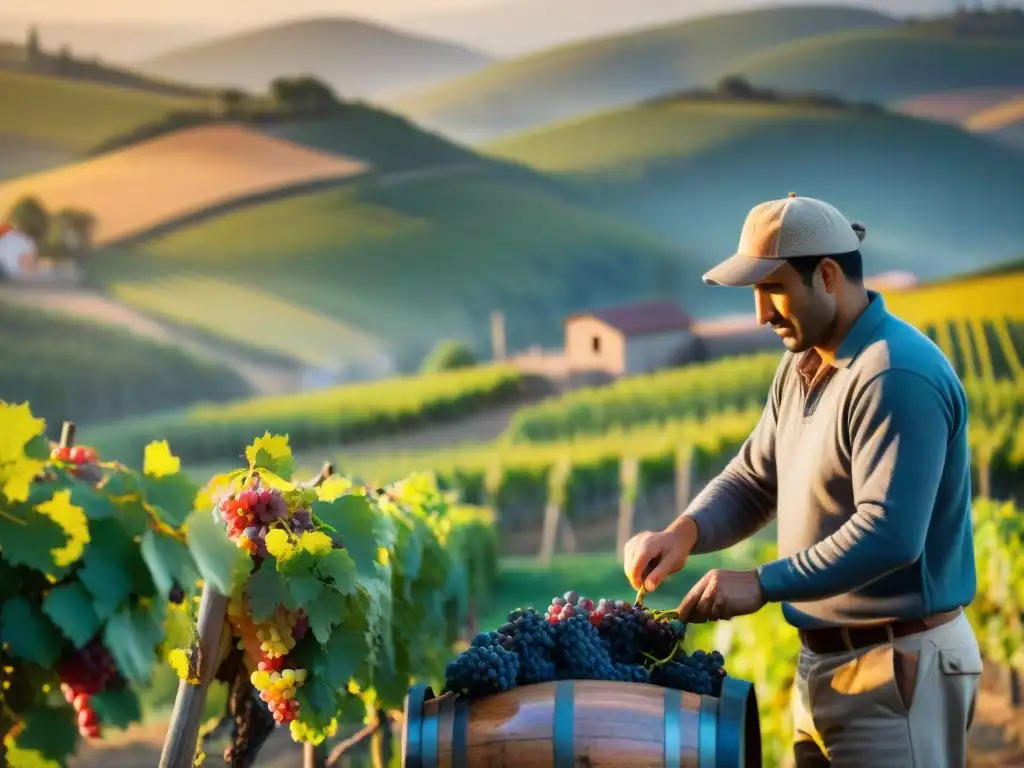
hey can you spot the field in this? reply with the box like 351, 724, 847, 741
484, 98, 1024, 306
104, 274, 389, 371
393, 5, 896, 142
85, 168, 687, 367
733, 27, 1024, 104
0, 124, 370, 245
85, 363, 528, 466
0, 70, 203, 155
0, 295, 250, 431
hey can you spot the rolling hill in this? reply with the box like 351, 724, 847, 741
0, 124, 370, 245
393, 4, 898, 143
485, 95, 1024, 316
0, 70, 204, 178
84, 164, 688, 371
137, 18, 493, 99
731, 26, 1024, 104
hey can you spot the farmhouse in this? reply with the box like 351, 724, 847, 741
563, 300, 695, 376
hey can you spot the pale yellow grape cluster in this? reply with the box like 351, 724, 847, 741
250, 667, 307, 724
257, 608, 298, 658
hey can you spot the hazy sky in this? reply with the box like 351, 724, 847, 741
0, 0, 485, 24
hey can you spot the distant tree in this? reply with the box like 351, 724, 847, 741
216, 88, 248, 117
270, 75, 338, 115
8, 195, 49, 242
48, 208, 95, 255
716, 75, 755, 98
420, 340, 477, 373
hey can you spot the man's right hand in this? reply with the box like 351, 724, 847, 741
624, 517, 699, 593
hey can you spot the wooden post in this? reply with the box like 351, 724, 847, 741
538, 458, 570, 565
560, 517, 578, 554
977, 453, 992, 500
59, 421, 76, 448
490, 311, 506, 361
617, 457, 639, 562
675, 445, 694, 516
158, 586, 230, 768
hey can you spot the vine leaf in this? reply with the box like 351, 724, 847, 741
92, 687, 143, 730
43, 582, 101, 649
185, 509, 250, 596
248, 562, 293, 622
0, 401, 48, 503
143, 440, 180, 477
6, 704, 79, 767
141, 529, 199, 598
78, 523, 135, 619
0, 596, 63, 667
104, 605, 164, 685
316, 549, 358, 596
34, 490, 90, 568
0, 502, 69, 578
246, 433, 295, 478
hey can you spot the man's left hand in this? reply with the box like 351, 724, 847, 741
677, 569, 767, 623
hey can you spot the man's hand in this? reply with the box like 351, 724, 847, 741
624, 518, 698, 592
677, 569, 766, 623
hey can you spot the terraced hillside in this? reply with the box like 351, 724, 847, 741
485, 96, 1024, 316
0, 124, 370, 245
394, 4, 896, 142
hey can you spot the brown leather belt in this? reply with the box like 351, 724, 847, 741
798, 608, 962, 655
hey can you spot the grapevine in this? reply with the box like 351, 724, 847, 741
167, 435, 499, 767
444, 590, 726, 699
0, 402, 203, 768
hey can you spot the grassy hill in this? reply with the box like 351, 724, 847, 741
137, 18, 492, 99
393, 5, 897, 142
896, 87, 1024, 152
0, 123, 370, 245
485, 96, 1024, 315
732, 27, 1024, 104
85, 164, 687, 371
0, 294, 251, 433
0, 70, 205, 180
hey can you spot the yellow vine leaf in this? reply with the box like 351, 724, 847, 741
168, 648, 196, 683
297, 531, 332, 557
143, 440, 181, 477
35, 489, 89, 566
264, 529, 295, 562
316, 475, 353, 502
0, 401, 47, 503
245, 433, 295, 478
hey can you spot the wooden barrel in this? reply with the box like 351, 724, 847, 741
402, 678, 761, 767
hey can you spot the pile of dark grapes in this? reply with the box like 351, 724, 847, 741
444, 591, 728, 700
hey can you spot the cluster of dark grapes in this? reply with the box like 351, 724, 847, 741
56, 638, 119, 739
443, 590, 727, 700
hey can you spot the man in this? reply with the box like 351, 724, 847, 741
624, 193, 981, 767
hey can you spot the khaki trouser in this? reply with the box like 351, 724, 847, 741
789, 611, 982, 767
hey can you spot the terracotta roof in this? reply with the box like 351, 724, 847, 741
566, 300, 692, 337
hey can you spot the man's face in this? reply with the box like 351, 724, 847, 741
753, 262, 837, 353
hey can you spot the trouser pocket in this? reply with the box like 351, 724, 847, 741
936, 645, 983, 729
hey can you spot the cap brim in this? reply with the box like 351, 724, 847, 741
702, 254, 786, 287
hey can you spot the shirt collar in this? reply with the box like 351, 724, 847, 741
832, 290, 887, 369
795, 291, 887, 381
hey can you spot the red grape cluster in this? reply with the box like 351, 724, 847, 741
544, 590, 596, 625
217, 477, 311, 557
50, 445, 98, 466
57, 638, 118, 740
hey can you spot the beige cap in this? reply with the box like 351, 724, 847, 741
703, 193, 867, 287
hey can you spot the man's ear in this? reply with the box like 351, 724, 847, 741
818, 258, 842, 294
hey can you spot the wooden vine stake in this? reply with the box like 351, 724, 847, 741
59, 421, 76, 449
158, 587, 231, 768
538, 456, 571, 565
675, 444, 695, 516
616, 456, 639, 563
